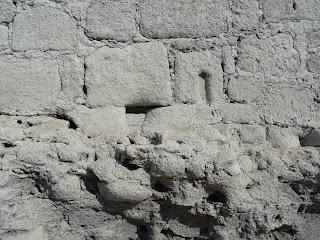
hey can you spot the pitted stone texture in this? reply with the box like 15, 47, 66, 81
174, 51, 224, 105
0, 56, 61, 114
12, 6, 77, 51
85, 42, 172, 107
237, 34, 299, 76
85, 0, 138, 41
139, 0, 230, 39
262, 0, 320, 22
67, 106, 128, 138
0, 0, 15, 23
231, 0, 260, 31
0, 25, 8, 50
142, 105, 221, 134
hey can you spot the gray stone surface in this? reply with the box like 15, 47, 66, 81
85, 0, 138, 41
12, 6, 77, 51
85, 42, 172, 107
139, 0, 230, 38
1, 1, 320, 239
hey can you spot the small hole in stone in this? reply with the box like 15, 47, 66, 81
293, 2, 297, 10
125, 106, 159, 114
207, 191, 227, 204
275, 214, 282, 220
17, 120, 22, 124
3, 142, 15, 148
153, 181, 170, 192
120, 158, 140, 171
83, 85, 87, 95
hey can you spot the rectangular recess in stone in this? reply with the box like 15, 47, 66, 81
85, 42, 172, 107
174, 51, 223, 105
85, 0, 138, 41
12, 6, 77, 51
0, 57, 61, 114
139, 0, 230, 39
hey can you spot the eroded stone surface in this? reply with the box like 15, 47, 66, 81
12, 6, 77, 51
139, 0, 230, 38
85, 42, 172, 107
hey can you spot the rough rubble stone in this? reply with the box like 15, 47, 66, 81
0, 56, 61, 114
12, 6, 77, 51
139, 0, 230, 38
85, 42, 172, 107
0, 0, 15, 23
85, 0, 138, 41
174, 51, 224, 105
231, 0, 261, 31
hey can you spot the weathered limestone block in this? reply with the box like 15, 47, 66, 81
12, 6, 77, 51
262, 0, 320, 22
301, 129, 320, 147
85, 0, 138, 41
231, 0, 260, 31
174, 51, 224, 105
142, 105, 221, 134
307, 51, 320, 73
238, 34, 299, 76
0, 226, 47, 240
98, 180, 153, 203
221, 103, 261, 124
66, 106, 128, 138
57, 54, 84, 100
0, 56, 61, 114
85, 42, 172, 107
150, 154, 185, 178
267, 127, 300, 148
0, 0, 15, 23
139, 0, 230, 38
0, 25, 8, 50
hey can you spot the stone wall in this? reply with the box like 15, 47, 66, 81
0, 0, 320, 239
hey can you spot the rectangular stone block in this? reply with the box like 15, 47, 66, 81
139, 0, 230, 38
12, 6, 77, 51
0, 25, 8, 50
237, 34, 299, 76
174, 51, 224, 105
0, 56, 61, 114
231, 0, 260, 31
0, 0, 15, 23
85, 0, 138, 41
262, 0, 320, 22
85, 42, 172, 107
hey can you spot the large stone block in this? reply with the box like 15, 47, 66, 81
174, 51, 224, 105
0, 56, 61, 114
12, 6, 77, 51
237, 34, 299, 76
262, 0, 320, 22
139, 0, 230, 38
231, 0, 260, 31
66, 106, 128, 138
0, 0, 15, 23
85, 42, 172, 107
85, 0, 138, 41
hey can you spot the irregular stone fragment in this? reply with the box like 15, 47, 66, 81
267, 127, 300, 148
0, 25, 9, 50
98, 180, 153, 203
85, 0, 138, 41
0, 0, 15, 23
139, 0, 230, 38
67, 105, 128, 138
12, 6, 77, 51
0, 56, 61, 114
150, 154, 185, 178
50, 175, 81, 201
239, 125, 266, 144
301, 129, 320, 147
174, 51, 224, 105
85, 42, 172, 107
92, 219, 138, 240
